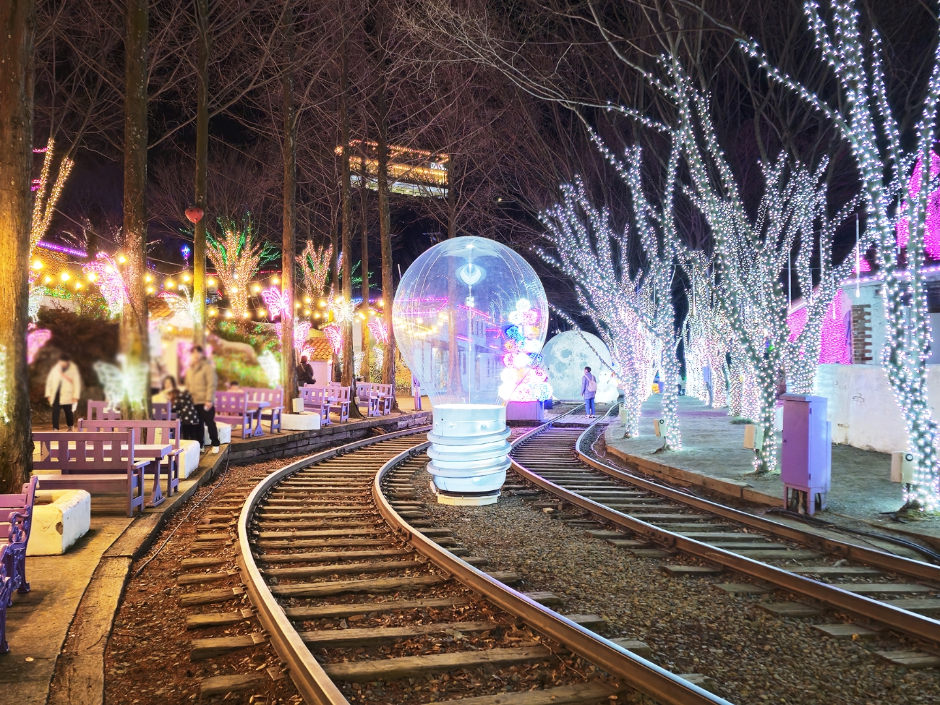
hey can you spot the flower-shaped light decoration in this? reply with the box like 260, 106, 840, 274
261, 286, 291, 321
83, 252, 127, 318
323, 322, 343, 355
26, 324, 51, 364
499, 299, 552, 401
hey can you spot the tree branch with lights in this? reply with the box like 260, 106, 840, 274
206, 214, 278, 321
743, 0, 940, 507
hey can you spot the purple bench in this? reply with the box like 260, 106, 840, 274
0, 546, 12, 653
358, 382, 393, 417
214, 391, 256, 439
244, 387, 284, 433
79, 418, 183, 500
301, 386, 331, 425
86, 400, 121, 421
33, 431, 148, 517
0, 475, 39, 651
326, 384, 351, 423
149, 401, 175, 421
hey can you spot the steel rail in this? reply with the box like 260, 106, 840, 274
507, 411, 940, 646
237, 427, 429, 705
373, 439, 733, 705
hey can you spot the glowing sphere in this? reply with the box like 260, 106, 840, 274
542, 330, 619, 403
393, 236, 548, 504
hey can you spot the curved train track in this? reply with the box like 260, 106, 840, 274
237, 426, 732, 705
509, 405, 940, 660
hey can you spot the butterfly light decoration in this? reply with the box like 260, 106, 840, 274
83, 253, 127, 318
323, 323, 343, 355
367, 318, 389, 345
27, 324, 51, 364
159, 285, 197, 327
261, 286, 291, 321
275, 321, 312, 354
94, 354, 149, 411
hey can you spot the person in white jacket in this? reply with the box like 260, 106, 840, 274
45, 353, 82, 431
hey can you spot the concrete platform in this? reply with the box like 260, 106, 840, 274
603, 395, 940, 552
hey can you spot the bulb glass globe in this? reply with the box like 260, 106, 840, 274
393, 236, 548, 505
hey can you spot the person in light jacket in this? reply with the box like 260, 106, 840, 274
581, 366, 597, 418
45, 353, 82, 431
185, 345, 220, 453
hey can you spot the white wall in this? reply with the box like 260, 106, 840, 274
813, 363, 940, 453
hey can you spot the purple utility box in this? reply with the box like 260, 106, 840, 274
780, 394, 831, 515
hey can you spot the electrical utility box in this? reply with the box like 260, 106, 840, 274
780, 394, 831, 515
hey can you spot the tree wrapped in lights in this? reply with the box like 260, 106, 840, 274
30, 138, 74, 257
744, 0, 940, 505
83, 253, 128, 319
540, 181, 662, 441
206, 215, 277, 320
297, 241, 332, 301
680, 252, 730, 409
668, 62, 825, 473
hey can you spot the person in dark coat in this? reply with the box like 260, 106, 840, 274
296, 355, 316, 386
162, 376, 203, 443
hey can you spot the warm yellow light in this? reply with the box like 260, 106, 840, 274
75, 282, 82, 290
257, 309, 266, 317
271, 276, 279, 284
165, 280, 175, 289
117, 254, 126, 264
378, 299, 385, 307
167, 325, 174, 332
304, 309, 311, 316
146, 286, 155, 294
225, 310, 234, 319
230, 286, 238, 293
144, 274, 152, 283
44, 276, 52, 284
314, 312, 321, 319
87, 272, 97, 282
318, 300, 326, 308
242, 311, 250, 319
337, 295, 344, 303
31, 260, 43, 270
208, 307, 218, 317
295, 302, 301, 308
252, 284, 261, 293
182, 273, 191, 282
61, 272, 70, 282
207, 278, 217, 288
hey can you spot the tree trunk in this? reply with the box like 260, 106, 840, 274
192, 0, 209, 348
339, 37, 355, 390
0, 0, 35, 494
330, 205, 340, 382
280, 9, 297, 401
377, 76, 397, 408
446, 156, 456, 239
359, 178, 370, 380
122, 0, 151, 419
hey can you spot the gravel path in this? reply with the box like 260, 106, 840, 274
414, 465, 940, 704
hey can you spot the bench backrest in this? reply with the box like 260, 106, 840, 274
0, 476, 38, 544
373, 383, 392, 397
300, 386, 326, 405
79, 419, 181, 450
244, 387, 283, 407
215, 391, 249, 414
33, 430, 137, 473
357, 382, 374, 399
87, 400, 121, 421
150, 401, 174, 421
326, 385, 350, 402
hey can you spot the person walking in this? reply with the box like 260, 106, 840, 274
185, 345, 220, 453
162, 376, 203, 443
581, 366, 597, 418
45, 353, 82, 431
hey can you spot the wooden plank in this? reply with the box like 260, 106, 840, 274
488, 571, 522, 585
792, 566, 883, 577
284, 597, 468, 621
757, 602, 822, 618
610, 638, 653, 658
875, 650, 940, 668
606, 539, 650, 549
179, 586, 245, 607
301, 621, 494, 649
190, 633, 267, 660
564, 614, 606, 629
177, 571, 233, 586
257, 528, 387, 539
272, 574, 447, 598
732, 549, 820, 561
883, 597, 940, 614
254, 520, 380, 529
263, 560, 425, 578
630, 549, 671, 558
186, 609, 255, 630
180, 557, 227, 569
661, 565, 723, 577
257, 538, 393, 549
677, 674, 719, 693
713, 583, 773, 596
812, 623, 880, 639
199, 673, 265, 697
835, 583, 931, 594
322, 646, 553, 683
423, 680, 620, 705
258, 549, 411, 563
523, 591, 564, 607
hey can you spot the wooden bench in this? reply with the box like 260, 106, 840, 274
79, 419, 183, 500
244, 387, 283, 433
33, 431, 148, 517
357, 383, 393, 417
150, 401, 175, 421
0, 475, 38, 600
326, 384, 351, 423
214, 391, 256, 439
86, 400, 121, 421
300, 386, 331, 425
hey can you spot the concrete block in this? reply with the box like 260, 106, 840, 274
205, 422, 232, 446
27, 489, 91, 556
281, 412, 321, 431
179, 439, 201, 478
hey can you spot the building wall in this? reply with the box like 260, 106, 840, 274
813, 363, 940, 453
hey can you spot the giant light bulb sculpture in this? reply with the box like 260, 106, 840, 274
394, 236, 548, 505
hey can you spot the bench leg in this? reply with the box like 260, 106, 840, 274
0, 573, 10, 654
13, 547, 28, 595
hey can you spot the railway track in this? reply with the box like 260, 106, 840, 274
509, 405, 940, 666
237, 426, 733, 705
